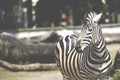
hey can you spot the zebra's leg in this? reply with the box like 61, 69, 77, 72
63, 75, 70, 80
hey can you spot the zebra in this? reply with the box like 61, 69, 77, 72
55, 11, 112, 80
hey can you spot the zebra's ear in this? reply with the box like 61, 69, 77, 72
93, 12, 102, 22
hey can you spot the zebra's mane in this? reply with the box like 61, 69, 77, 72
84, 11, 102, 23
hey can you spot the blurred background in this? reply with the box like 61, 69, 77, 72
0, 0, 120, 80
0, 0, 120, 29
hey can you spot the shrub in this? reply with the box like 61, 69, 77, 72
113, 69, 120, 80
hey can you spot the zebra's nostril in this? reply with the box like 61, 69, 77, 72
89, 29, 92, 31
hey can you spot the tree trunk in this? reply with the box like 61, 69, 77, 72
0, 59, 57, 71
0, 34, 56, 64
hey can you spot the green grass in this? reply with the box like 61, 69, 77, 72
112, 69, 120, 80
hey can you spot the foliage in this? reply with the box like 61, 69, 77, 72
113, 69, 120, 80
0, 0, 119, 29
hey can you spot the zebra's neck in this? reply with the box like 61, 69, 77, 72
91, 36, 107, 59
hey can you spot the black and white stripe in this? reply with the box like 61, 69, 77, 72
55, 11, 112, 80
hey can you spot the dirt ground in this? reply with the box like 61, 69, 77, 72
0, 43, 119, 80
0, 68, 62, 80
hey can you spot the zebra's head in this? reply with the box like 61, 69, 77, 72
79, 11, 103, 51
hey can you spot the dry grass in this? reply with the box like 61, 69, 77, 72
107, 43, 120, 61
0, 43, 119, 80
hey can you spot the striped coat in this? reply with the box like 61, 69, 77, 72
55, 11, 112, 80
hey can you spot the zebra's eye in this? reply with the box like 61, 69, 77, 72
94, 21, 97, 23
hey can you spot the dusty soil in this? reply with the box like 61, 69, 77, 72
0, 68, 62, 80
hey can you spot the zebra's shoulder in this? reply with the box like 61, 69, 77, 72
64, 35, 78, 41
65, 35, 78, 39
57, 34, 78, 45
57, 35, 77, 46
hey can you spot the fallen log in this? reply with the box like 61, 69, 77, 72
0, 59, 57, 71
104, 34, 120, 44
0, 34, 56, 63
20, 31, 62, 44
